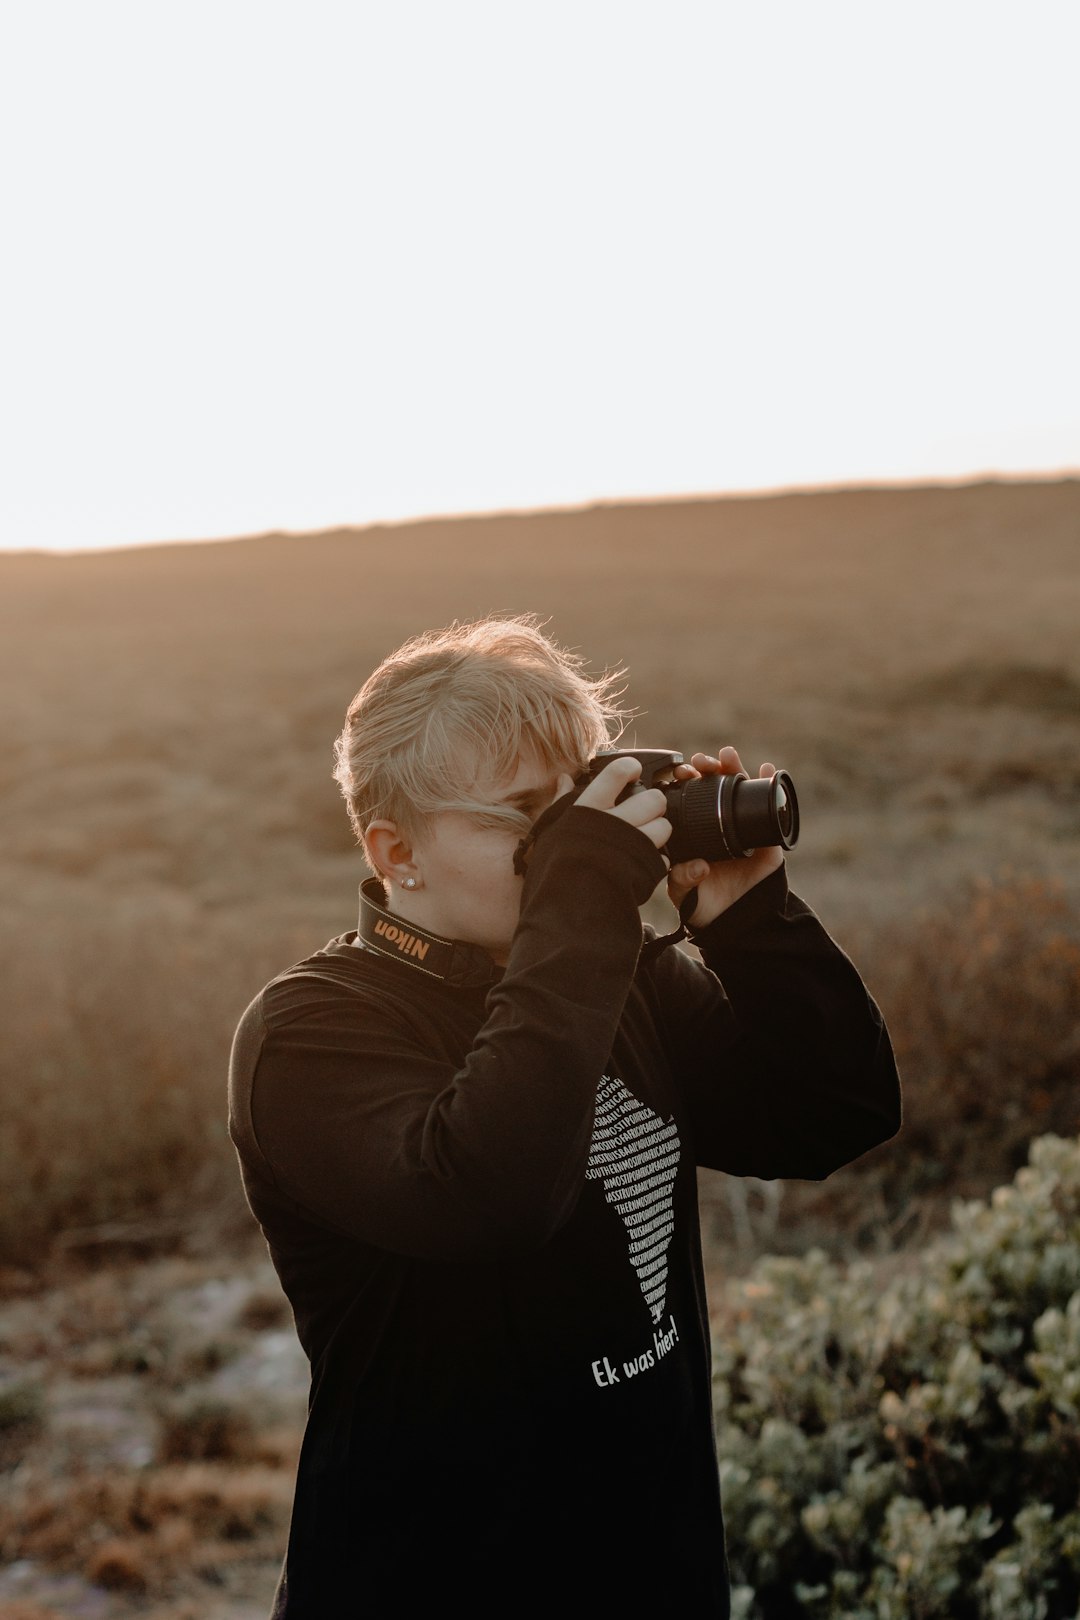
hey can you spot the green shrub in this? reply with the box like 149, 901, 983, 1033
712, 1133, 1080, 1617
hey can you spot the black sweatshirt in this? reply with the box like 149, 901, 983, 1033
228, 805, 901, 1618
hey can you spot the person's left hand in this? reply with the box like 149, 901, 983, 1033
665, 747, 784, 929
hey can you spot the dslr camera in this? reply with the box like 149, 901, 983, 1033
580, 749, 799, 866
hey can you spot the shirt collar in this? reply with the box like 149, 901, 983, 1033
356, 878, 502, 989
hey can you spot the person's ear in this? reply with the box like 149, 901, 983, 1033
364, 820, 424, 891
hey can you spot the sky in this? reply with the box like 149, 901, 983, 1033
2, 1, 1077, 554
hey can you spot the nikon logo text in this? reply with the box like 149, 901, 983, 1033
373, 919, 431, 961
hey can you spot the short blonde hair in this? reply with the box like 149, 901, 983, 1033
332, 614, 632, 869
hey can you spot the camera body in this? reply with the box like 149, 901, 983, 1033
581, 748, 799, 865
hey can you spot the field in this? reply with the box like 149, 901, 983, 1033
1, 477, 1078, 1615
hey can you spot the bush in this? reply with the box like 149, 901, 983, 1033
712, 1133, 1080, 1617
696, 876, 1080, 1273
852, 876, 1080, 1208
0, 886, 317, 1264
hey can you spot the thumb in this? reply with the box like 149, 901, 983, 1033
668, 858, 709, 907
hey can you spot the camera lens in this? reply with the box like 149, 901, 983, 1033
774, 781, 794, 843
733, 771, 799, 853
664, 769, 799, 864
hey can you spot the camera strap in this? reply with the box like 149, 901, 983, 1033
512, 788, 578, 876
638, 886, 700, 965
356, 879, 501, 988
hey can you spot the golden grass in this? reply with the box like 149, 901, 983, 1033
2, 479, 1079, 1264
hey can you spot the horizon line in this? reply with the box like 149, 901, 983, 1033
5, 466, 1078, 560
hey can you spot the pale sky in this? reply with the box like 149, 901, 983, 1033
2, 1, 1077, 553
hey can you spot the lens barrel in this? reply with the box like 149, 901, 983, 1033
665, 769, 800, 864
583, 748, 800, 866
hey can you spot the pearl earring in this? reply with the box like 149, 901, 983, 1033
402, 876, 419, 890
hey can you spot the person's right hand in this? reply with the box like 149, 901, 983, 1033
570, 756, 672, 859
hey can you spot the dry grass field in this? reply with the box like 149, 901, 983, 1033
1, 478, 1078, 1615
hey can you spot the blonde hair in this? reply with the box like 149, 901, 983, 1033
332, 614, 633, 869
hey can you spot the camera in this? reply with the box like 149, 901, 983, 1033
581, 748, 799, 865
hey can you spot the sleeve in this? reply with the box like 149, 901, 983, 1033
239, 806, 668, 1263
647, 863, 902, 1180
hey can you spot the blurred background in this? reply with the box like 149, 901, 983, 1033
1, 3, 1078, 1615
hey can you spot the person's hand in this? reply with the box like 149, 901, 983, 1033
666, 748, 783, 928
571, 756, 672, 857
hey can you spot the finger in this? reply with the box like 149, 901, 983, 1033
612, 788, 669, 828
690, 750, 744, 776
759, 761, 776, 779
672, 762, 701, 781
668, 858, 710, 905
638, 815, 673, 852
572, 755, 641, 810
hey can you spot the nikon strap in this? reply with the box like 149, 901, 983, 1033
637, 886, 700, 965
356, 879, 501, 988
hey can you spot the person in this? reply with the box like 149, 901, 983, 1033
228, 614, 901, 1617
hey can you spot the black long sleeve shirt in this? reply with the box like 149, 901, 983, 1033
228, 805, 900, 1617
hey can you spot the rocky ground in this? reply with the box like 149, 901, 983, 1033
0, 1244, 306, 1619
